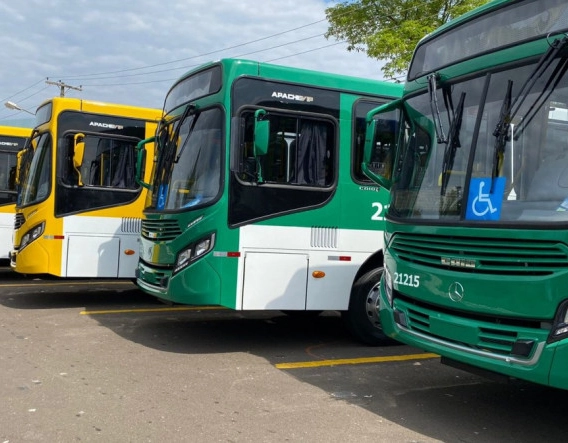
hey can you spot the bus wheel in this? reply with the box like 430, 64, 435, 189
342, 268, 391, 346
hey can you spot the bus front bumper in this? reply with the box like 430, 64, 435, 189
136, 258, 221, 306
10, 245, 50, 275
136, 261, 169, 297
378, 281, 568, 389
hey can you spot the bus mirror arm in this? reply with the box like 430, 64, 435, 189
73, 133, 85, 187
136, 137, 155, 190
253, 109, 269, 157
253, 109, 270, 184
363, 118, 392, 190
229, 117, 241, 173
362, 162, 391, 190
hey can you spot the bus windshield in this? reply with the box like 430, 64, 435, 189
391, 46, 568, 225
19, 133, 51, 207
0, 144, 20, 205
149, 107, 222, 211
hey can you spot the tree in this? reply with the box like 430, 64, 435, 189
325, 0, 489, 80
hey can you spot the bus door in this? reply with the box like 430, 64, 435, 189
0, 140, 20, 258
61, 132, 141, 278
234, 110, 336, 310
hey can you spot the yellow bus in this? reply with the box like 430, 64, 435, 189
0, 126, 31, 260
11, 98, 161, 278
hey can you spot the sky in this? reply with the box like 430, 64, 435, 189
0, 0, 387, 126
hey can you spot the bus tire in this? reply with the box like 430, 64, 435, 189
342, 268, 392, 346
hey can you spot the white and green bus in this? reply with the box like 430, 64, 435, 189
136, 58, 401, 344
365, 0, 568, 387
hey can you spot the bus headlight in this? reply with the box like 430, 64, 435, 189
173, 232, 215, 275
383, 266, 393, 306
549, 300, 568, 343
19, 222, 45, 252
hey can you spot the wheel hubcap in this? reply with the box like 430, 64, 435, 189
365, 270, 383, 329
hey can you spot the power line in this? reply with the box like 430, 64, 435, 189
59, 19, 329, 81
0, 79, 45, 104
82, 33, 333, 87
55, 1, 423, 87
1, 1, 413, 110
80, 77, 179, 88
265, 41, 348, 63
45, 79, 82, 97
52, 1, 390, 82
0, 11, 332, 108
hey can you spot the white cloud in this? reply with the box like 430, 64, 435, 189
0, 0, 385, 122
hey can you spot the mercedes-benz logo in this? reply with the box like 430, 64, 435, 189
448, 282, 464, 302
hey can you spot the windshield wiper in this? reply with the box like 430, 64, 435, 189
513, 37, 568, 139
428, 73, 447, 144
440, 92, 465, 196
174, 105, 199, 163
154, 122, 174, 174
17, 129, 39, 184
491, 80, 513, 186
491, 35, 568, 186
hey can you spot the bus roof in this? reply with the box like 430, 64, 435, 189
170, 58, 402, 100
0, 126, 32, 137
34, 97, 162, 123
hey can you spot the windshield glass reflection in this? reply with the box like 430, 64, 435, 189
149, 107, 222, 211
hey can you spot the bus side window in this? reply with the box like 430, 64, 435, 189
289, 120, 333, 186
264, 132, 287, 182
238, 116, 257, 183
78, 137, 138, 189
239, 111, 335, 187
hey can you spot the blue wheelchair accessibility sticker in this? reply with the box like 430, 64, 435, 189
157, 184, 169, 210
465, 177, 505, 221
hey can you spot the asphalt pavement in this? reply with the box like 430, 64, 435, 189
1, 265, 566, 442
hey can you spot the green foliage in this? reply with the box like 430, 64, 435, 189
325, 0, 489, 80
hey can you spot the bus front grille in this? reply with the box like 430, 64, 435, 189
396, 297, 545, 358
141, 219, 182, 241
391, 233, 568, 275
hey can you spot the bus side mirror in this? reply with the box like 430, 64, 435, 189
73, 133, 85, 186
363, 100, 402, 190
15, 150, 24, 186
136, 136, 154, 190
253, 109, 269, 157
363, 118, 392, 190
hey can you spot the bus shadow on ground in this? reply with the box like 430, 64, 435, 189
92, 308, 356, 355
0, 282, 160, 310
3, 275, 567, 442
89, 308, 568, 443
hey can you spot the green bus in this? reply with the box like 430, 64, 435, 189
364, 0, 568, 387
135, 58, 402, 344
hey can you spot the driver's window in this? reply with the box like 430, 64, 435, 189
239, 111, 335, 187
62, 134, 139, 190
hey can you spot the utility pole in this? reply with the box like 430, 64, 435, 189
45, 78, 82, 97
